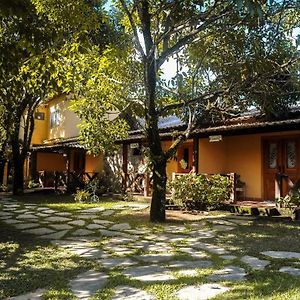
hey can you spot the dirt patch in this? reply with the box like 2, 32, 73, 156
131, 208, 214, 223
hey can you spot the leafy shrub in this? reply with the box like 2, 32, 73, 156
27, 180, 40, 189
168, 173, 231, 210
74, 189, 91, 203
276, 194, 300, 210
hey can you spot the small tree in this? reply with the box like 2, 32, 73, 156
0, 0, 109, 194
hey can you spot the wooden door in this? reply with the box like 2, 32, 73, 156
177, 143, 193, 173
263, 138, 300, 200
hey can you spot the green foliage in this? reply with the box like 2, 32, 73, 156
276, 194, 300, 210
168, 173, 231, 210
74, 189, 92, 203
27, 180, 40, 189
69, 44, 143, 154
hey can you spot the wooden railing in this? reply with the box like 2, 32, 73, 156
37, 171, 99, 191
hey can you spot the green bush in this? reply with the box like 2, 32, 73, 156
74, 189, 91, 203
168, 173, 231, 210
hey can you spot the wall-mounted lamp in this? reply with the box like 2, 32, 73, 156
209, 135, 222, 142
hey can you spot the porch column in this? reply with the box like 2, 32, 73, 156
144, 172, 150, 197
30, 151, 37, 181
122, 143, 128, 192
275, 174, 282, 200
66, 149, 71, 188
193, 137, 199, 174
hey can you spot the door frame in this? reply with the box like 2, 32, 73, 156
262, 135, 300, 200
177, 141, 194, 173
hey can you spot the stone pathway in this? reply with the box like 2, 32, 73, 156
2, 197, 300, 300
69, 270, 108, 300
112, 286, 154, 300
175, 284, 230, 300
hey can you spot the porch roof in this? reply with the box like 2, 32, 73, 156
122, 114, 300, 143
31, 137, 85, 152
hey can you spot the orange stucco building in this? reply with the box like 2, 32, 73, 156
123, 114, 300, 202
27, 95, 103, 187
13, 94, 300, 201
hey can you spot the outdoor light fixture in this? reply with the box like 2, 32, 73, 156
130, 143, 139, 149
209, 135, 222, 142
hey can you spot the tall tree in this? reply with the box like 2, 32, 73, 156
73, 0, 300, 222
0, 0, 108, 194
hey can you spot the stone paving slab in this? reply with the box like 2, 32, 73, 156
109, 223, 131, 231
69, 270, 108, 300
93, 219, 113, 225
175, 284, 230, 300
240, 255, 270, 270
49, 224, 73, 230
143, 242, 173, 253
77, 214, 98, 219
210, 220, 236, 226
41, 230, 69, 240
14, 223, 40, 230
7, 288, 46, 300
208, 266, 247, 282
167, 260, 213, 269
44, 216, 72, 222
23, 228, 55, 235
188, 230, 215, 239
99, 229, 129, 237
68, 220, 85, 226
86, 223, 106, 230
55, 212, 72, 216
123, 265, 175, 282
261, 251, 300, 259
192, 242, 229, 255
178, 247, 208, 259
101, 210, 115, 216
137, 253, 175, 263
220, 255, 237, 260
3, 219, 22, 224
80, 207, 105, 213
279, 266, 300, 276
71, 229, 94, 236
112, 246, 136, 256
16, 214, 38, 220
112, 286, 154, 300
42, 209, 56, 214
99, 257, 138, 268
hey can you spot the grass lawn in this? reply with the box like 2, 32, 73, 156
1, 193, 300, 299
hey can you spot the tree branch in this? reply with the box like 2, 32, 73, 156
119, 0, 146, 58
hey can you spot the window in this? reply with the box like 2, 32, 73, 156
35, 112, 45, 120
182, 148, 190, 169
50, 105, 61, 128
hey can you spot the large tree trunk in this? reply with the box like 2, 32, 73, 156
139, 0, 168, 222
11, 138, 25, 195
150, 157, 167, 222
0, 153, 6, 186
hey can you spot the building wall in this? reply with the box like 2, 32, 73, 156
36, 152, 66, 172
31, 105, 49, 145
162, 140, 178, 179
198, 130, 300, 200
85, 154, 104, 173
30, 95, 81, 146
199, 138, 227, 174
48, 95, 80, 140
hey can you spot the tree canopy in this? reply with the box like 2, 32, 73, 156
72, 0, 300, 222
0, 0, 109, 193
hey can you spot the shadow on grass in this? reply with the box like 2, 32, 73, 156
0, 223, 92, 299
